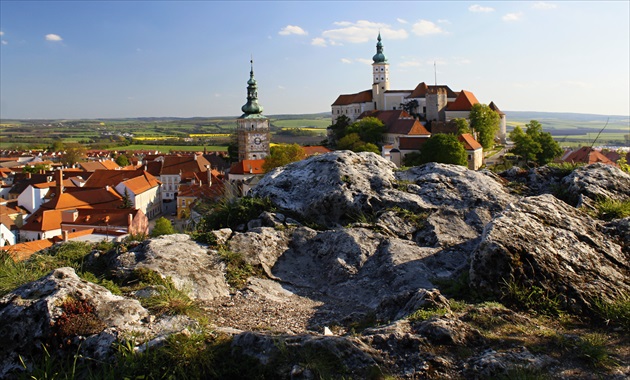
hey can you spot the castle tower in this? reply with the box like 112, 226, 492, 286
236, 60, 270, 162
371, 32, 389, 110
426, 87, 447, 123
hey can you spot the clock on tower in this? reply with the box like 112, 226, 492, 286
236, 60, 270, 162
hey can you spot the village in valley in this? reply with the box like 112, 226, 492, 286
1, 34, 628, 259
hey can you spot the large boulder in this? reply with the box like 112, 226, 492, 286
0, 267, 149, 377
470, 194, 630, 313
562, 163, 630, 208
129, 234, 230, 302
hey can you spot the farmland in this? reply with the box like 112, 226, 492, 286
0, 111, 627, 152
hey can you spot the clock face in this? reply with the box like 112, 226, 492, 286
254, 137, 261, 145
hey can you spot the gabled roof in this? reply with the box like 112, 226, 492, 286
160, 155, 211, 175
0, 239, 54, 261
61, 208, 139, 228
447, 90, 480, 112
488, 101, 505, 116
84, 169, 159, 191
41, 187, 123, 211
563, 147, 616, 165
119, 172, 161, 195
229, 159, 266, 175
79, 160, 121, 172
358, 110, 431, 136
20, 209, 62, 232
406, 82, 458, 99
458, 133, 483, 151
331, 90, 373, 106
0, 214, 17, 230
178, 182, 224, 199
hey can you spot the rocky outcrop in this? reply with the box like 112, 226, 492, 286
0, 267, 149, 377
119, 234, 230, 302
562, 163, 630, 208
470, 194, 630, 313
3, 153, 630, 379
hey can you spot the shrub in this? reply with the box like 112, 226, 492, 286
53, 297, 106, 339
151, 217, 176, 237
200, 196, 276, 231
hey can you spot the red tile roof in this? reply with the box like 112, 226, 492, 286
61, 208, 139, 228
79, 160, 121, 172
120, 172, 161, 195
359, 110, 430, 136
41, 187, 123, 211
303, 146, 332, 156
20, 209, 62, 232
458, 133, 483, 151
563, 147, 616, 165
406, 82, 458, 99
332, 90, 373, 106
399, 136, 430, 150
160, 155, 211, 175
178, 183, 224, 199
230, 159, 266, 175
0, 239, 54, 261
447, 90, 480, 112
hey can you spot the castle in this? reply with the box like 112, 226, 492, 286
331, 33, 507, 146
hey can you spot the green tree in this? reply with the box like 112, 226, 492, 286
151, 217, 175, 237
120, 189, 133, 209
509, 120, 562, 165
227, 133, 239, 162
346, 117, 385, 145
23, 163, 50, 174
469, 103, 500, 149
51, 139, 64, 152
262, 143, 306, 173
417, 134, 467, 166
61, 143, 87, 166
327, 115, 352, 147
337, 133, 380, 154
452, 118, 471, 134
115, 154, 130, 167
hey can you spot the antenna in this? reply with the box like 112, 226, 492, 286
589, 117, 609, 148
434, 61, 437, 86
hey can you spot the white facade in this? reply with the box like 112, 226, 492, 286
0, 222, 17, 247
17, 185, 49, 213
160, 174, 180, 201
115, 182, 162, 219
20, 228, 61, 242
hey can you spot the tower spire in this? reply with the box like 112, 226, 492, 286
241, 58, 263, 115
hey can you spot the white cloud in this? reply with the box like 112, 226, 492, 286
469, 4, 495, 13
45, 33, 63, 41
0, 31, 4, 36
278, 85, 286, 90
311, 37, 327, 47
356, 58, 373, 65
321, 20, 408, 44
503, 12, 523, 22
399, 59, 422, 68
341, 58, 352, 64
532, 2, 557, 10
1, 41, 7, 45
437, 19, 451, 24
412, 20, 446, 36
279, 25, 308, 36
397, 18, 408, 24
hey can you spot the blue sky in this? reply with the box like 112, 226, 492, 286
1, 1, 628, 119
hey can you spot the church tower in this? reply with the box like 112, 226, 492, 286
237, 60, 270, 162
371, 32, 389, 110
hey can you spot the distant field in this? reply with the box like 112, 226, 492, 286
272, 118, 330, 129
123, 145, 227, 152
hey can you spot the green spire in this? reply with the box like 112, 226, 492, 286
241, 59, 264, 116
372, 32, 387, 64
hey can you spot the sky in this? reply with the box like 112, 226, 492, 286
0, 1, 629, 119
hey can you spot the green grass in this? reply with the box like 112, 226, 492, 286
592, 293, 630, 330
217, 248, 262, 290
593, 198, 630, 220
271, 118, 330, 129
502, 280, 563, 317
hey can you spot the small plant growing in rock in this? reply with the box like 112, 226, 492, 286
53, 297, 106, 339
406, 307, 449, 323
592, 197, 630, 220
592, 293, 630, 331
575, 333, 619, 368
217, 248, 262, 290
502, 280, 562, 317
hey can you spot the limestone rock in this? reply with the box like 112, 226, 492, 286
562, 163, 630, 208
0, 267, 148, 377
470, 194, 630, 313
228, 227, 291, 277
135, 234, 230, 302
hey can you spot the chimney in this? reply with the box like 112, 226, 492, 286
206, 165, 212, 187
55, 169, 64, 196
63, 230, 69, 242
128, 213, 133, 228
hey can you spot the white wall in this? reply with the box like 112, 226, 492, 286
17, 186, 49, 214
0, 223, 17, 246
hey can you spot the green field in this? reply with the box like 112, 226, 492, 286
123, 145, 227, 152
271, 118, 330, 129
